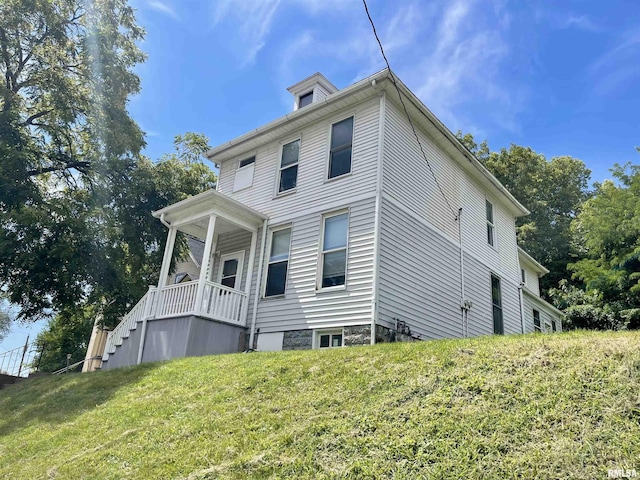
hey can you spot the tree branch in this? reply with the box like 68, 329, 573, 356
20, 109, 53, 126
27, 160, 91, 177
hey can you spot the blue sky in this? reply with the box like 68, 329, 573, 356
128, 0, 639, 183
2, 0, 639, 352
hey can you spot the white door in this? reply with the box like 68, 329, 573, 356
217, 251, 245, 290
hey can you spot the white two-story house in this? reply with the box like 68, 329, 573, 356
97, 69, 562, 369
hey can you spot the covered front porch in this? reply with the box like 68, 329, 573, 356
102, 190, 267, 367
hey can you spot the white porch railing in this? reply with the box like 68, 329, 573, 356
200, 280, 247, 326
156, 281, 198, 318
104, 287, 156, 360
103, 280, 248, 362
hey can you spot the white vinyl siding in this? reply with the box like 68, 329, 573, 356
377, 196, 462, 339
249, 197, 376, 333
521, 264, 541, 296
382, 99, 462, 240
460, 175, 521, 285
217, 97, 380, 222
522, 291, 563, 334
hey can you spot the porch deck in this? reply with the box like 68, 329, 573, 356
103, 280, 247, 361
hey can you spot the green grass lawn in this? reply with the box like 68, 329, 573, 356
1, 331, 639, 479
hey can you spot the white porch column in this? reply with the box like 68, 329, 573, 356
153, 225, 178, 317
241, 229, 259, 326
194, 214, 217, 315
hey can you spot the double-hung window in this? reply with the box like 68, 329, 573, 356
278, 139, 300, 193
320, 212, 348, 288
264, 228, 292, 297
533, 309, 541, 332
328, 116, 354, 179
486, 200, 495, 247
491, 274, 503, 334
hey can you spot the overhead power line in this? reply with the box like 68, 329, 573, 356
361, 0, 459, 221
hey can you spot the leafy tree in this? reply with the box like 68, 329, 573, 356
456, 133, 592, 294
33, 133, 217, 368
567, 162, 640, 329
34, 305, 95, 372
0, 0, 144, 322
0, 298, 11, 342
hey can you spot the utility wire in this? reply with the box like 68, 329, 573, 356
361, 0, 459, 221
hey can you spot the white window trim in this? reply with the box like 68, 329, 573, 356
262, 224, 293, 299
296, 88, 315, 110
217, 250, 245, 291
317, 208, 350, 292
314, 328, 344, 349
274, 136, 301, 198
486, 198, 497, 250
324, 112, 356, 183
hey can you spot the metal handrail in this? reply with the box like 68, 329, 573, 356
52, 356, 102, 375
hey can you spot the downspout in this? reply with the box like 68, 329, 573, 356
458, 208, 467, 337
370, 89, 386, 345
248, 218, 269, 350
518, 283, 526, 334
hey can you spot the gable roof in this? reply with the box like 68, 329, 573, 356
206, 69, 529, 217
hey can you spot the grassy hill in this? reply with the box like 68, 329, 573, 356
1, 331, 640, 479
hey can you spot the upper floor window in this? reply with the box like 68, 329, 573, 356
491, 274, 503, 334
320, 212, 348, 288
328, 116, 354, 179
521, 268, 526, 284
298, 91, 313, 108
278, 139, 300, 193
233, 156, 255, 192
265, 227, 292, 297
486, 200, 495, 247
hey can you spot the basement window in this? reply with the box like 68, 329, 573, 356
317, 330, 343, 349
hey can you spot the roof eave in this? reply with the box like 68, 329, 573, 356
205, 69, 389, 162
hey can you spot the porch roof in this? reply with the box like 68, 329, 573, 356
152, 189, 267, 236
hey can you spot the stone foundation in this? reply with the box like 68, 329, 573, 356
343, 325, 371, 346
282, 330, 313, 350
375, 324, 417, 343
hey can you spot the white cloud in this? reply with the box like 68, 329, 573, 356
564, 14, 599, 32
213, 0, 281, 66
398, 0, 523, 133
146, 0, 179, 21
589, 33, 640, 96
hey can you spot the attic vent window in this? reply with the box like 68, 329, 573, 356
239, 157, 255, 168
233, 156, 256, 192
298, 91, 313, 108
